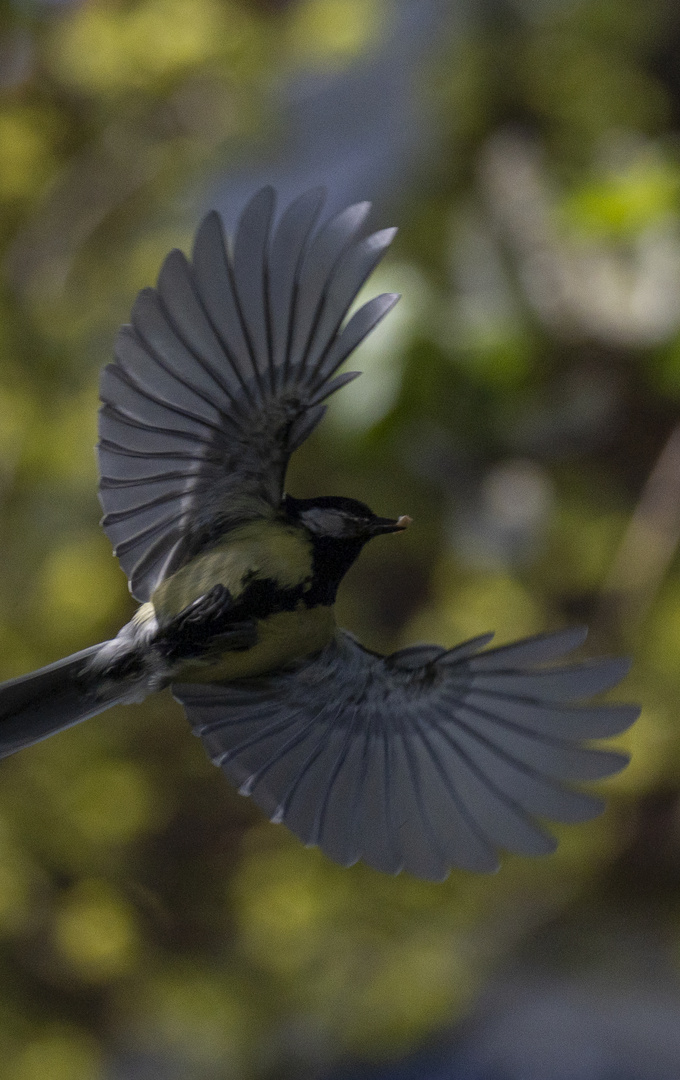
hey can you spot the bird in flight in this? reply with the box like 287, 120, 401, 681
0, 187, 638, 879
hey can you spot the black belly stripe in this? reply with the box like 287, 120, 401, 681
230, 574, 311, 621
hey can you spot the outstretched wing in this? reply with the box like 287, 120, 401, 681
174, 626, 639, 880
98, 187, 399, 601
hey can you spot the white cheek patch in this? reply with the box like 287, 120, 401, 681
301, 508, 352, 537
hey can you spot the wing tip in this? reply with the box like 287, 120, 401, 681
582, 655, 634, 698
438, 632, 496, 666
371, 225, 398, 250
599, 749, 631, 776
192, 209, 225, 259
246, 183, 277, 208
146, 247, 191, 296
370, 291, 401, 317
238, 184, 277, 231
623, 703, 642, 726
334, 199, 372, 234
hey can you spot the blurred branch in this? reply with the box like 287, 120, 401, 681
601, 423, 680, 630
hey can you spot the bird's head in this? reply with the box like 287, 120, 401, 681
283, 494, 411, 601
285, 494, 411, 543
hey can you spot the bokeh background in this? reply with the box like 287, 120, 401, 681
1, 0, 680, 1077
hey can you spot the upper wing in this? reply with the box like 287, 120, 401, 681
97, 187, 399, 601
173, 627, 639, 880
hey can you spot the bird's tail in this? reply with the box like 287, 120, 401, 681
0, 643, 126, 758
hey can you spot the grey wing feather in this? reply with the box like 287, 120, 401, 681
98, 186, 399, 600
231, 186, 276, 384
311, 294, 399, 389
174, 627, 639, 880
287, 201, 370, 375
268, 187, 325, 377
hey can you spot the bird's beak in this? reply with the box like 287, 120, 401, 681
369, 515, 412, 535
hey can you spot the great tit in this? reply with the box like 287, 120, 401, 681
0, 187, 639, 880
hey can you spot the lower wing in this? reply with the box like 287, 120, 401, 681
173, 626, 639, 880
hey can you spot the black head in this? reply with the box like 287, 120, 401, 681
283, 494, 411, 604
284, 495, 410, 542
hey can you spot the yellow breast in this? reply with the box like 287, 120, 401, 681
150, 519, 333, 683
152, 520, 314, 619
173, 604, 336, 683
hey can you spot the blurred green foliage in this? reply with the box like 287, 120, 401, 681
1, 0, 680, 1076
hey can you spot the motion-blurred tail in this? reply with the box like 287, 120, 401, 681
0, 643, 123, 757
